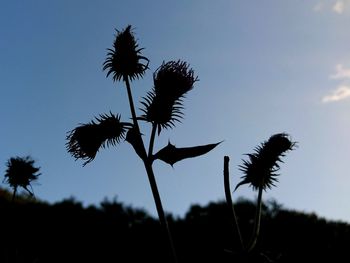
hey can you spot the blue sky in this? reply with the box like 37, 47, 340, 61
1, 0, 350, 222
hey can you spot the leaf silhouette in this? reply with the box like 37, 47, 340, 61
153, 141, 222, 166
126, 126, 146, 160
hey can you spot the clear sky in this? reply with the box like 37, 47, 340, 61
1, 0, 350, 222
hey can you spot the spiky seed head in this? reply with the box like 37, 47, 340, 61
4, 156, 40, 195
103, 25, 149, 82
153, 60, 197, 97
141, 60, 198, 134
236, 133, 296, 191
66, 113, 128, 166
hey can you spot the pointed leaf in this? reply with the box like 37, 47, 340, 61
126, 126, 146, 160
234, 179, 250, 192
154, 141, 222, 166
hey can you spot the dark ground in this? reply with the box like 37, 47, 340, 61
0, 188, 349, 263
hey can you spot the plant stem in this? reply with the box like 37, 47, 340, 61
144, 160, 178, 263
247, 185, 263, 252
124, 76, 139, 129
223, 156, 244, 251
123, 76, 178, 263
148, 123, 157, 158
11, 187, 17, 203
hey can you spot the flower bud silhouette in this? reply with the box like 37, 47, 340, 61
103, 25, 149, 82
236, 133, 296, 191
66, 113, 129, 166
141, 60, 198, 134
4, 156, 40, 198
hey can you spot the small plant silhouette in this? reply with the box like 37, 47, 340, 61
3, 156, 40, 202
224, 133, 296, 260
66, 25, 220, 262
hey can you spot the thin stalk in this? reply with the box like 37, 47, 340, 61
10, 187, 18, 263
223, 156, 244, 251
123, 76, 178, 263
144, 161, 178, 263
124, 76, 139, 130
247, 185, 263, 252
148, 123, 157, 158
11, 187, 17, 203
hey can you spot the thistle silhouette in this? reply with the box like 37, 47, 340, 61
224, 133, 296, 258
67, 113, 130, 166
3, 156, 40, 202
66, 25, 220, 263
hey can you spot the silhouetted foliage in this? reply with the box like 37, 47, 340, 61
236, 133, 296, 191
0, 188, 349, 263
3, 156, 40, 200
66, 24, 220, 262
66, 113, 130, 165
103, 25, 149, 82
154, 141, 222, 166
140, 60, 198, 133
224, 134, 296, 258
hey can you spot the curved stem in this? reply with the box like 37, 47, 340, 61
223, 156, 244, 251
247, 185, 263, 252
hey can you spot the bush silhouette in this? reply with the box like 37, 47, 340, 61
0, 189, 349, 263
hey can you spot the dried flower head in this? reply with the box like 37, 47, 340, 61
103, 25, 149, 82
66, 113, 129, 166
236, 133, 296, 191
141, 60, 198, 133
4, 156, 40, 195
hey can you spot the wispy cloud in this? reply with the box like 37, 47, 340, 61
330, 64, 350, 80
322, 85, 350, 103
333, 1, 345, 13
313, 0, 349, 14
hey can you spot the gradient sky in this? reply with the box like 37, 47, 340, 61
1, 0, 350, 222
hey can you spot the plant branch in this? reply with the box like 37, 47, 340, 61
247, 184, 264, 252
224, 156, 244, 251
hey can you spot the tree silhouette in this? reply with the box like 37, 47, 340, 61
66, 25, 220, 262
1, 188, 349, 262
